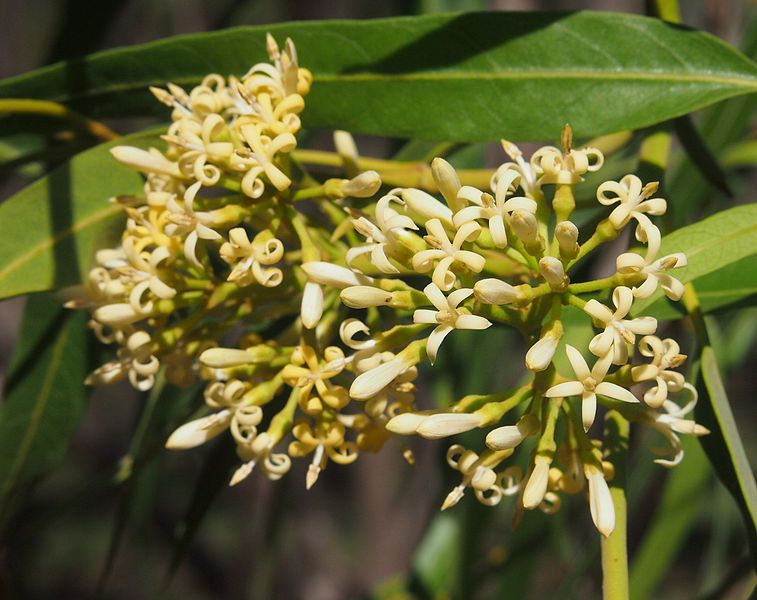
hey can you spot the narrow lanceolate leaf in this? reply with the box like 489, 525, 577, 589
0, 129, 160, 300
633, 204, 757, 316
0, 12, 755, 141
0, 294, 91, 518
696, 346, 757, 564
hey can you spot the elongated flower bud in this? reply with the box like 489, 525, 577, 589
110, 146, 183, 178
340, 286, 393, 308
525, 320, 563, 372
523, 455, 551, 509
386, 412, 429, 435
586, 464, 615, 537
431, 157, 464, 212
509, 209, 538, 243
342, 170, 382, 198
486, 414, 539, 450
416, 413, 483, 439
402, 188, 454, 226
301, 262, 372, 287
474, 278, 518, 305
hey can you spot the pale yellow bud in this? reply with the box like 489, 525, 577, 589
523, 455, 551, 509
431, 157, 463, 212
342, 170, 382, 198
416, 413, 483, 439
340, 286, 393, 308
473, 278, 518, 305
555, 221, 579, 259
539, 256, 568, 290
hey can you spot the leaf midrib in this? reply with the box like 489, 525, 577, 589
0, 317, 72, 499
7, 67, 757, 108
0, 204, 122, 289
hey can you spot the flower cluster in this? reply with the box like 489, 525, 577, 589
331, 131, 708, 536
73, 36, 708, 537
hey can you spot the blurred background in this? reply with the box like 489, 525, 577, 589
0, 1, 754, 599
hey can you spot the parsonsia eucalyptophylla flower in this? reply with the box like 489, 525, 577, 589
72, 34, 705, 541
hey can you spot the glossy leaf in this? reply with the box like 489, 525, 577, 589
0, 129, 160, 300
0, 12, 756, 141
696, 345, 757, 564
633, 204, 757, 316
629, 438, 711, 600
0, 294, 90, 518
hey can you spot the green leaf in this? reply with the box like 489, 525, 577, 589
410, 512, 461, 595
721, 139, 757, 168
0, 294, 91, 520
629, 438, 711, 600
672, 115, 731, 198
696, 345, 757, 565
0, 129, 160, 300
166, 436, 238, 582
1, 12, 755, 141
633, 204, 757, 316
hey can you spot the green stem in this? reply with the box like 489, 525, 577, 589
0, 98, 119, 140
567, 275, 619, 295
601, 410, 630, 600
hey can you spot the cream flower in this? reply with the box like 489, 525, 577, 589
453, 169, 537, 247
220, 228, 285, 287
631, 336, 686, 408
118, 239, 176, 314
230, 431, 292, 485
347, 192, 418, 273
85, 330, 159, 391
412, 219, 485, 290
413, 283, 492, 364
585, 463, 615, 537
646, 384, 709, 467
597, 175, 666, 229
616, 216, 687, 301
234, 125, 297, 195
442, 445, 505, 510
492, 140, 542, 199
546, 345, 637, 431
164, 181, 223, 269
164, 113, 235, 185
288, 419, 358, 489
584, 286, 657, 365
531, 143, 604, 185
281, 345, 349, 415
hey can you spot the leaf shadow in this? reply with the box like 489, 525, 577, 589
341, 11, 571, 75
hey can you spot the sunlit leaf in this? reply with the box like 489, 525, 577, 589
0, 294, 91, 520
0, 12, 755, 141
0, 129, 162, 300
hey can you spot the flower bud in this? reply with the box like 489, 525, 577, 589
555, 221, 579, 259
301, 262, 373, 287
386, 412, 429, 435
300, 281, 324, 330
431, 157, 463, 212
340, 286, 393, 308
523, 455, 552, 509
166, 410, 232, 450
509, 209, 538, 243
485, 414, 539, 450
334, 130, 359, 175
110, 146, 182, 178
525, 320, 563, 371
585, 464, 615, 537
93, 303, 142, 327
416, 413, 483, 439
402, 188, 454, 227
342, 170, 382, 198
474, 278, 518, 305
539, 256, 568, 290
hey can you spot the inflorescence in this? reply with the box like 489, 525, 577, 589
69, 35, 708, 537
